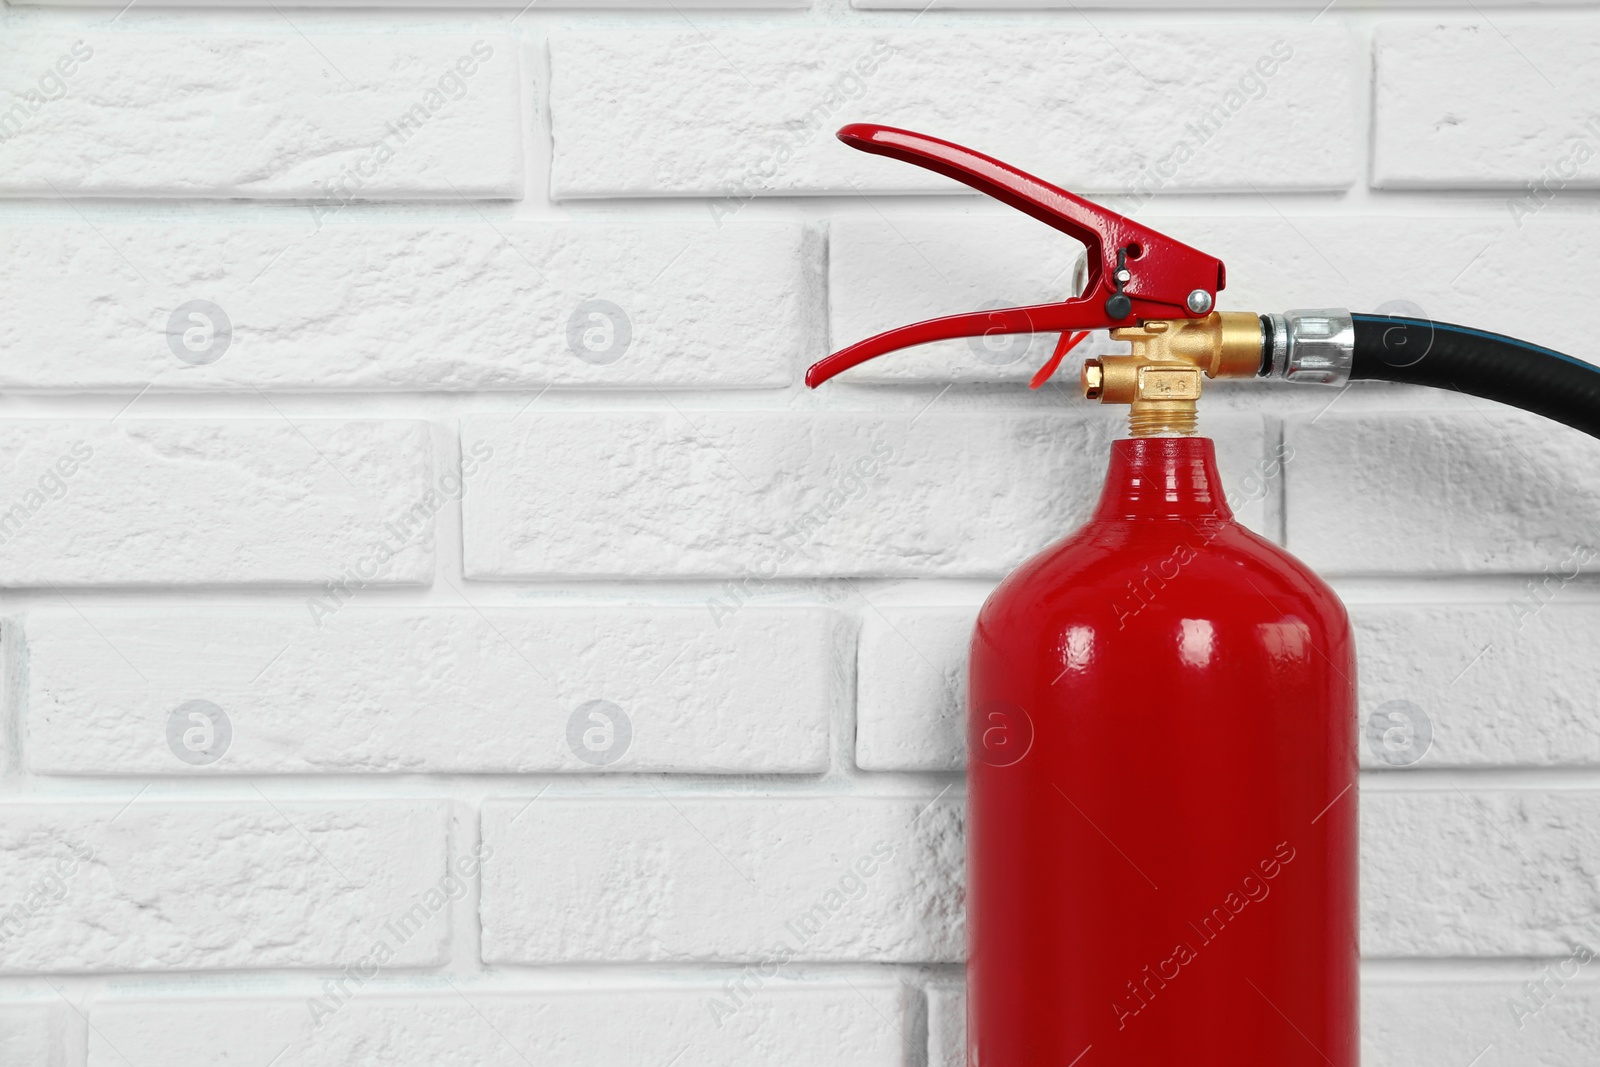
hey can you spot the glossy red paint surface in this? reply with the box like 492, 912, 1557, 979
967, 437, 1357, 1067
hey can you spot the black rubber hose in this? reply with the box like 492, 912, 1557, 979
1350, 315, 1600, 441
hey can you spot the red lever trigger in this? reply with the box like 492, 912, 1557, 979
806, 125, 1228, 388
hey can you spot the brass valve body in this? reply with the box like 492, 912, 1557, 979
1081, 312, 1263, 436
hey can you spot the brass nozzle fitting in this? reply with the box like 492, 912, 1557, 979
1080, 312, 1263, 437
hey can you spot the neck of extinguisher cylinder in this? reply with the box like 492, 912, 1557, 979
1090, 436, 1232, 522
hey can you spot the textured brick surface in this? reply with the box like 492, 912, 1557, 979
1364, 790, 1600, 957
461, 412, 1269, 579
0, 1004, 67, 1067
1373, 21, 1600, 189
25, 607, 845, 774
856, 607, 975, 772
1364, 978, 1600, 1066
87, 985, 908, 1067
0, 801, 449, 973
0, 223, 812, 391
926, 982, 965, 1067
549, 29, 1355, 197
0, 420, 433, 587
480, 796, 964, 962
0, 34, 520, 197
1285, 412, 1600, 574
1354, 604, 1600, 767
3, 0, 1595, 1056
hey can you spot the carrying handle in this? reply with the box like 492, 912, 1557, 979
805, 125, 1229, 388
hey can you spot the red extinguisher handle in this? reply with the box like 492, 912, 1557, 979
805, 125, 1229, 388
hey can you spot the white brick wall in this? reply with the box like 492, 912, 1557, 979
86, 986, 911, 1067
0, 34, 522, 198
0, 222, 816, 390
0, 420, 435, 586
24, 606, 846, 774
1364, 978, 1600, 1066
1364, 790, 1600, 957
856, 607, 973, 771
0, 1004, 67, 1067
461, 411, 1269, 579
1353, 604, 1600, 766
549, 28, 1356, 197
481, 796, 963, 962
0, 800, 451, 972
1286, 411, 1600, 574
3, 2, 1598, 1063
1373, 22, 1600, 189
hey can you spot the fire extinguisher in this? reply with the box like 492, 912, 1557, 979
807, 125, 1600, 1067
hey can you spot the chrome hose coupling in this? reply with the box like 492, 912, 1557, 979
1263, 309, 1355, 385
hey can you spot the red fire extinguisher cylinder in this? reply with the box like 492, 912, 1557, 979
967, 436, 1358, 1066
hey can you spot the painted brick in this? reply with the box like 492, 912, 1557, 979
1, 617, 14, 776
0, 1004, 68, 1067
926, 982, 964, 1067
1354, 604, 1600, 768
1364, 790, 1600, 957
87, 985, 908, 1067
460, 412, 1269, 580
856, 607, 974, 772
0, 34, 520, 198
549, 29, 1355, 198
1141, 215, 1600, 363
0, 800, 449, 973
828, 215, 1090, 383
480, 796, 964, 963
25, 606, 845, 775
0, 223, 811, 391
0, 420, 433, 587
1285, 412, 1600, 575
1364, 978, 1600, 1066
1373, 21, 1600, 189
